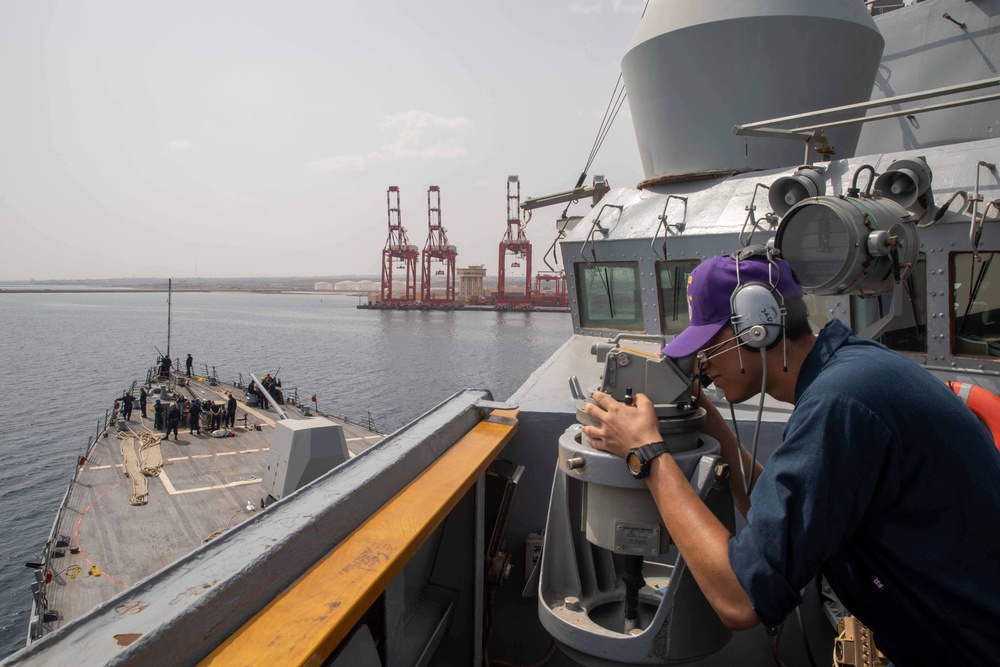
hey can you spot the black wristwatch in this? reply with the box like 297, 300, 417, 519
626, 441, 669, 479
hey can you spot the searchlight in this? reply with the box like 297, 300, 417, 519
774, 196, 919, 297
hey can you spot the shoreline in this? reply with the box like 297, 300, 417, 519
0, 288, 569, 311
0, 288, 377, 296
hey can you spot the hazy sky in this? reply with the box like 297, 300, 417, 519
0, 1, 647, 280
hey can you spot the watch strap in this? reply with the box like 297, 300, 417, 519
638, 441, 669, 459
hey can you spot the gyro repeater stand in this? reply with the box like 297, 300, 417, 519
539, 334, 735, 665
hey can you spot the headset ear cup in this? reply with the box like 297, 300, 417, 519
731, 283, 783, 349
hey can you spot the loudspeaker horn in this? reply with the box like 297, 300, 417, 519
768, 166, 826, 216
873, 156, 932, 208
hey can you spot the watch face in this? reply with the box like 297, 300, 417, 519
626, 451, 643, 475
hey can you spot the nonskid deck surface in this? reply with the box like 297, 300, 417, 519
40, 376, 383, 635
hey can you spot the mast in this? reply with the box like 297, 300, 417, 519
166, 279, 172, 361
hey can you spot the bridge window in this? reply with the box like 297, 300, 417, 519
952, 252, 1000, 357
850, 252, 927, 352
576, 262, 643, 331
656, 260, 700, 335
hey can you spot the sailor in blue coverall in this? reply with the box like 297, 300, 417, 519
583, 253, 1000, 667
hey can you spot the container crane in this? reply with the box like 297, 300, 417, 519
420, 186, 457, 304
380, 186, 419, 305
497, 176, 532, 308
533, 271, 568, 307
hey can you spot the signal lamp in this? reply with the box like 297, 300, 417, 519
774, 196, 918, 296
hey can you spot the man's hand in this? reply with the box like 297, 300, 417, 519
581, 391, 662, 458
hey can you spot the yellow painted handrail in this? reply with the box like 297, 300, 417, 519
200, 409, 519, 667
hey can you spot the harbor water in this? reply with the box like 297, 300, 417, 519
0, 290, 571, 659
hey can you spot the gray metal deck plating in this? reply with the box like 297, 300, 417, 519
37, 375, 382, 637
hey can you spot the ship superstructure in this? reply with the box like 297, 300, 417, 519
7, 2, 1000, 666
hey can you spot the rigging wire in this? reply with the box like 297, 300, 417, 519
582, 75, 629, 183
576, 0, 648, 187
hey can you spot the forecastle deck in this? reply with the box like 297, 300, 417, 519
34, 374, 383, 637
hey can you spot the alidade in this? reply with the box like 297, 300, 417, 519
539, 334, 735, 665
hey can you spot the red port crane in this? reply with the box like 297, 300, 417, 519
497, 176, 532, 308
533, 271, 568, 307
420, 186, 457, 304
380, 186, 419, 304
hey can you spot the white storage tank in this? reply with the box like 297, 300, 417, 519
621, 0, 884, 184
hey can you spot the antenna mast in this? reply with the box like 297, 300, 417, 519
166, 278, 172, 360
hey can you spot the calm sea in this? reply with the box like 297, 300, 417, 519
0, 291, 571, 659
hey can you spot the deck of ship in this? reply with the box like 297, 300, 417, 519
36, 373, 383, 637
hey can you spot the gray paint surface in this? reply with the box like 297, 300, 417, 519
622, 1, 883, 179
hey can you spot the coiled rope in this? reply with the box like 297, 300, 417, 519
116, 419, 164, 506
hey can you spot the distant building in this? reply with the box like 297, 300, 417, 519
314, 281, 334, 291
334, 281, 358, 291
457, 265, 487, 303
356, 279, 378, 291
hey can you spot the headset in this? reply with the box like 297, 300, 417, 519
728, 245, 786, 350
709, 245, 790, 498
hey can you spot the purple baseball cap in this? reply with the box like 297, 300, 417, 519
662, 253, 803, 359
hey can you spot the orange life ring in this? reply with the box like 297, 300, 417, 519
945, 381, 1000, 451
